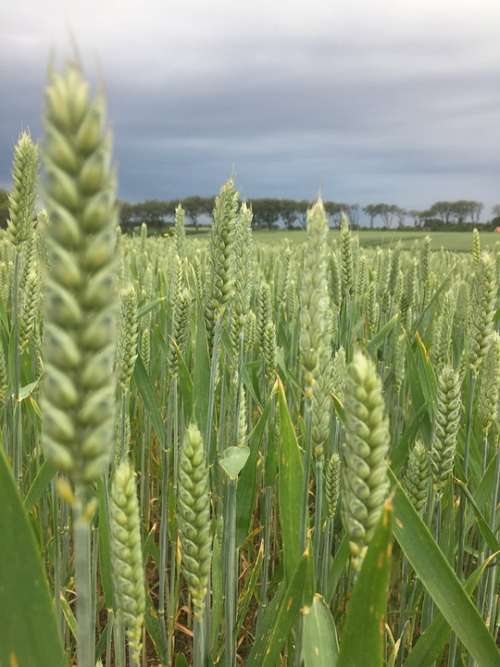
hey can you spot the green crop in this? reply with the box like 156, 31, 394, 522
0, 61, 498, 667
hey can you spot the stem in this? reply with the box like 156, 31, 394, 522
299, 395, 313, 552
475, 434, 489, 617
313, 458, 324, 584
113, 611, 126, 667
167, 380, 179, 658
73, 487, 93, 667
119, 390, 128, 461
193, 614, 207, 667
456, 371, 476, 578
129, 644, 141, 667
50, 480, 63, 640
295, 393, 313, 667
429, 496, 441, 624
484, 444, 500, 630
421, 493, 436, 630
11, 249, 22, 485
320, 517, 334, 597
206, 319, 221, 464
158, 432, 170, 657
261, 487, 272, 606
139, 414, 150, 533
398, 558, 408, 666
223, 478, 237, 666
105, 609, 114, 667
450, 373, 476, 667
91, 526, 98, 662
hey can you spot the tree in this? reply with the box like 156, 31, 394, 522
295, 200, 309, 229
348, 203, 361, 226
279, 200, 299, 229
492, 204, 500, 219
407, 209, 422, 227
470, 201, 483, 224
429, 201, 454, 224
416, 211, 431, 227
363, 204, 380, 229
451, 200, 474, 223
250, 198, 281, 229
118, 200, 136, 228
374, 203, 400, 229
183, 196, 211, 230
427, 200, 484, 225
394, 206, 406, 227
324, 201, 349, 228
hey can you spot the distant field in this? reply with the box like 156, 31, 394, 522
250, 229, 499, 251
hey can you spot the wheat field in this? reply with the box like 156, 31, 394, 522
1, 64, 499, 667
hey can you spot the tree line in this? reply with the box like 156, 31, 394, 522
118, 197, 362, 230
1, 188, 499, 230
120, 197, 500, 230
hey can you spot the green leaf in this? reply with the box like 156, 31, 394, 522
303, 594, 339, 666
236, 397, 271, 547
405, 335, 436, 442
236, 541, 264, 638
218, 446, 250, 479
391, 403, 427, 473
327, 534, 349, 604
210, 519, 224, 654
138, 296, 166, 319
60, 594, 77, 640
97, 478, 114, 609
18, 378, 40, 401
367, 313, 400, 355
331, 393, 346, 426
338, 500, 393, 667
192, 307, 211, 435
177, 350, 193, 420
473, 454, 497, 518
24, 459, 56, 511
391, 470, 500, 667
145, 604, 168, 665
0, 447, 65, 667
277, 377, 304, 582
247, 547, 313, 666
404, 552, 498, 667
133, 356, 164, 443
454, 477, 500, 553
412, 262, 456, 335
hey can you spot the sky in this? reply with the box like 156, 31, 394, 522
1, 0, 500, 214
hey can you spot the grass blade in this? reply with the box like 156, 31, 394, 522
391, 470, 500, 666
277, 376, 304, 582
247, 546, 313, 666
302, 593, 339, 666
337, 499, 393, 667
0, 447, 65, 667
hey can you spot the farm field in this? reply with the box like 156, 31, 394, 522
1, 64, 499, 667
186, 228, 499, 251
249, 229, 500, 251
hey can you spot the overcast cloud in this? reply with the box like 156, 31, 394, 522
1, 0, 499, 212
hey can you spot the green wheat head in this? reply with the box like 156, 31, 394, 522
117, 285, 138, 393
430, 366, 461, 493
178, 424, 212, 619
109, 460, 145, 663
40, 64, 118, 484
341, 350, 390, 571
326, 452, 341, 519
404, 440, 430, 514
7, 131, 38, 247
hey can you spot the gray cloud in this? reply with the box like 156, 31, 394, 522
1, 1, 499, 213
